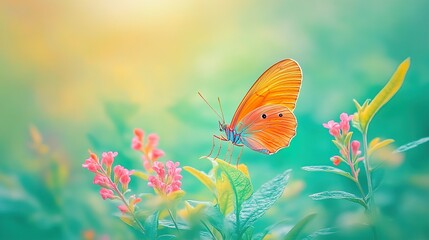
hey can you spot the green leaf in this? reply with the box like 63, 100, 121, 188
144, 211, 159, 239
132, 170, 149, 181
344, 131, 353, 145
204, 204, 225, 235
302, 227, 339, 240
216, 172, 235, 215
368, 138, 395, 156
395, 136, 429, 153
302, 166, 356, 182
236, 169, 291, 235
331, 139, 343, 151
283, 213, 317, 240
309, 191, 367, 209
119, 215, 139, 230
184, 166, 216, 193
158, 219, 190, 230
355, 58, 410, 132
157, 234, 177, 240
216, 159, 253, 209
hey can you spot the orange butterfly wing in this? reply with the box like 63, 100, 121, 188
237, 105, 297, 154
230, 59, 302, 128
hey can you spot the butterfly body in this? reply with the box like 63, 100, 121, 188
203, 58, 302, 158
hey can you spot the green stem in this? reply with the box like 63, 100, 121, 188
201, 220, 216, 240
168, 208, 180, 233
99, 166, 145, 233
362, 132, 377, 239
362, 133, 374, 209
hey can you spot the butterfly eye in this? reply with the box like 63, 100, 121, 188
219, 128, 223, 132
279, 113, 283, 117
262, 114, 267, 119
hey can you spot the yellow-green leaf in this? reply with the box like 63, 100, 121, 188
183, 166, 216, 193
356, 58, 410, 132
132, 170, 149, 180
216, 172, 235, 215
368, 138, 395, 156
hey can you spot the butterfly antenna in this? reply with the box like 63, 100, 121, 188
218, 97, 226, 124
198, 92, 223, 121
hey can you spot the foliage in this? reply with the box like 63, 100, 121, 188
303, 58, 414, 238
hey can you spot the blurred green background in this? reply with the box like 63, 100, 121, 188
1, 0, 428, 239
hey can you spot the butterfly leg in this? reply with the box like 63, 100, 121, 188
228, 143, 235, 164
213, 139, 223, 160
235, 144, 244, 166
204, 135, 217, 158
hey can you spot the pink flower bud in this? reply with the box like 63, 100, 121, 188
323, 120, 341, 137
134, 128, 144, 139
148, 160, 182, 196
151, 148, 165, 160
118, 204, 128, 214
152, 161, 165, 179
82, 158, 99, 172
119, 174, 131, 186
339, 113, 353, 134
351, 140, 361, 156
101, 151, 117, 167
99, 188, 115, 200
147, 134, 159, 148
93, 174, 111, 188
330, 156, 342, 166
132, 136, 142, 150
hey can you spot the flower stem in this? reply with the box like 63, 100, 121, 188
99, 166, 145, 233
362, 132, 377, 239
362, 132, 374, 210
168, 208, 180, 233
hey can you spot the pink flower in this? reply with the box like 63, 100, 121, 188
132, 128, 144, 150
114, 165, 132, 190
330, 156, 342, 166
151, 149, 165, 161
148, 160, 182, 196
147, 134, 159, 148
120, 174, 131, 186
94, 174, 112, 188
100, 188, 115, 200
351, 140, 361, 156
82, 158, 99, 173
102, 151, 117, 168
118, 204, 128, 214
339, 113, 354, 134
152, 161, 166, 179
323, 120, 341, 137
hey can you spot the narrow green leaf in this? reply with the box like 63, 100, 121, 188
158, 219, 190, 230
309, 191, 367, 209
395, 136, 429, 153
144, 211, 159, 239
302, 166, 356, 182
132, 170, 149, 181
157, 234, 177, 240
331, 140, 343, 151
119, 215, 139, 229
237, 170, 291, 235
283, 213, 317, 240
216, 159, 253, 208
302, 227, 339, 240
344, 131, 353, 145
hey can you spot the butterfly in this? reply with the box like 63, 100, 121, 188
200, 59, 302, 161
